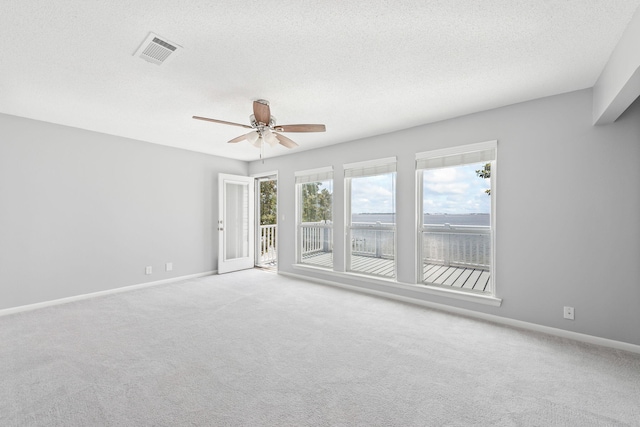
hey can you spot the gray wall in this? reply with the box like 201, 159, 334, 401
0, 113, 247, 309
249, 89, 640, 346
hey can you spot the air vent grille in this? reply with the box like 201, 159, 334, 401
134, 33, 180, 65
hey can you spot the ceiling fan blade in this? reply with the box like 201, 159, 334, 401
228, 132, 255, 143
253, 100, 271, 125
274, 124, 326, 133
274, 132, 299, 148
193, 116, 253, 129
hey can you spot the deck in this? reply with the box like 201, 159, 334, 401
302, 252, 398, 277
423, 263, 491, 292
301, 252, 491, 293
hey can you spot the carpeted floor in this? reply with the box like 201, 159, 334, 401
1, 269, 639, 426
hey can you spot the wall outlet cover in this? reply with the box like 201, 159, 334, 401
563, 306, 574, 320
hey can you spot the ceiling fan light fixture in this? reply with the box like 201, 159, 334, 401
246, 131, 259, 145
263, 129, 279, 147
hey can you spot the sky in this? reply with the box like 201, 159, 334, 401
423, 163, 491, 214
351, 174, 395, 214
349, 163, 491, 214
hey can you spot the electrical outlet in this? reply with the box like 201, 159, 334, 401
145, 266, 152, 275
563, 306, 574, 320
166, 262, 173, 272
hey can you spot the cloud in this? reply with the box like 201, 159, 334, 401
345, 163, 491, 216
427, 168, 459, 182
425, 181, 470, 194
351, 174, 395, 213
423, 163, 490, 214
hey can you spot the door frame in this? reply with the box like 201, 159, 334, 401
253, 171, 278, 269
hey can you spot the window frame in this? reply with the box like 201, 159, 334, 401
295, 166, 334, 269
416, 141, 497, 296
344, 157, 397, 279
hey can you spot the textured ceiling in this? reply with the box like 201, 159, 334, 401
1, 1, 639, 161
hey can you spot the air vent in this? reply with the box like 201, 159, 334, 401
134, 33, 181, 65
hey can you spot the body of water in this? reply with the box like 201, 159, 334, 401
352, 213, 490, 227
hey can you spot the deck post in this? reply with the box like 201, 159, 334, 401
375, 222, 382, 258
444, 223, 451, 267
323, 224, 330, 252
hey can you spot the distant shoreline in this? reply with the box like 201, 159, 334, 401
353, 213, 490, 216
352, 212, 490, 226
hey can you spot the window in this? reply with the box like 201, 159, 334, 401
345, 157, 396, 278
417, 142, 496, 295
295, 167, 333, 268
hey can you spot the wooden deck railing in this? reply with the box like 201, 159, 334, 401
297, 222, 490, 274
259, 224, 277, 265
299, 222, 333, 259
422, 224, 490, 269
349, 222, 395, 259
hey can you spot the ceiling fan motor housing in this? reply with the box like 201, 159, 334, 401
249, 114, 276, 129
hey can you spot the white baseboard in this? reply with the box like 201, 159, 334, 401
0, 271, 217, 317
279, 271, 640, 355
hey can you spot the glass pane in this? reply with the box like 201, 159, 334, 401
225, 181, 249, 261
350, 173, 395, 225
422, 162, 491, 293
422, 232, 491, 268
300, 226, 333, 267
349, 172, 395, 278
301, 181, 332, 223
423, 163, 490, 226
300, 180, 333, 268
422, 232, 491, 292
350, 228, 395, 278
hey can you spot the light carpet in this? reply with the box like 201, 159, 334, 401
1, 269, 639, 426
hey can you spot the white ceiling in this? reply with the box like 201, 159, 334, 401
1, 1, 639, 162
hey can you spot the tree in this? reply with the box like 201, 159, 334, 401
476, 163, 491, 195
302, 182, 332, 222
259, 180, 277, 225
317, 188, 332, 221
301, 182, 318, 222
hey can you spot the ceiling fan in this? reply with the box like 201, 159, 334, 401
193, 99, 326, 156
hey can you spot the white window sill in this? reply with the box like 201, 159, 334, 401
291, 264, 502, 307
